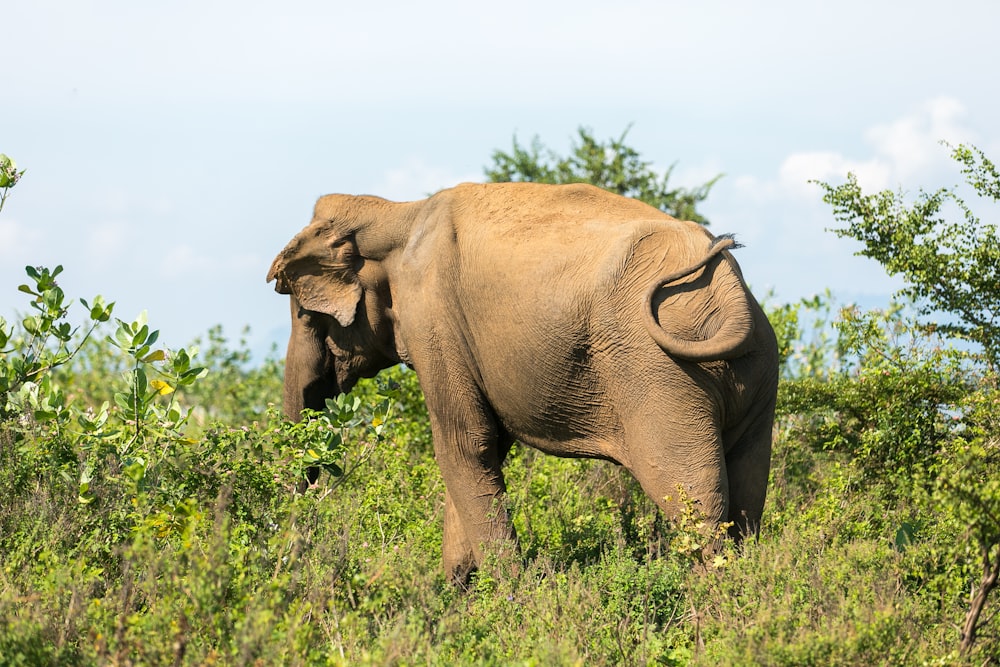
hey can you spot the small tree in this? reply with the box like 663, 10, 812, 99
818, 144, 1000, 657
485, 126, 721, 225
818, 143, 1000, 370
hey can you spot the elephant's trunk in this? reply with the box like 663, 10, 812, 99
642, 236, 755, 362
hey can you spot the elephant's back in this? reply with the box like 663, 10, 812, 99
445, 181, 670, 228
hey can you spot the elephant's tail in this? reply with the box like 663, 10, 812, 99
642, 235, 755, 361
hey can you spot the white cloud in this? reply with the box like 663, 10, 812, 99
865, 97, 970, 180
777, 151, 890, 195
744, 97, 974, 200
716, 98, 979, 303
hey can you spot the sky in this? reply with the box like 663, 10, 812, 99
3, 1, 999, 357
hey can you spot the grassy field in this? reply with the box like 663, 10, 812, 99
1, 267, 997, 665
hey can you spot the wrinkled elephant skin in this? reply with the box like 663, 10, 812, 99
268, 182, 779, 585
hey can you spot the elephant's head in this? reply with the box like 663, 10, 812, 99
267, 195, 405, 420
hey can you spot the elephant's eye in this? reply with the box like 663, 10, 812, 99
330, 234, 354, 253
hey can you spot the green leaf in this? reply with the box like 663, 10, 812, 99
114, 392, 133, 412
122, 457, 146, 484
81, 296, 113, 322
133, 323, 150, 348
141, 349, 166, 363
54, 322, 72, 342
0, 155, 14, 188
113, 322, 133, 348
894, 522, 918, 551
78, 403, 110, 432
178, 366, 207, 385
21, 316, 39, 335
77, 484, 95, 505
325, 431, 343, 450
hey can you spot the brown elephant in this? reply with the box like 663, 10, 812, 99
268, 181, 778, 584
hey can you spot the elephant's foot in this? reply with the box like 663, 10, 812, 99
445, 553, 478, 590
445, 539, 523, 590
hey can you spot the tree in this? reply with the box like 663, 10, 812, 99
485, 126, 721, 225
818, 144, 1000, 657
818, 143, 1000, 370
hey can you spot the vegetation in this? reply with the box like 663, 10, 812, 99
817, 143, 1000, 655
2, 140, 1000, 664
819, 143, 1000, 369
0, 153, 24, 214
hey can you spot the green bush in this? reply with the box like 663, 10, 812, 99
1, 260, 992, 664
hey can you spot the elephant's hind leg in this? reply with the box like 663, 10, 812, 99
626, 415, 730, 531
723, 403, 775, 540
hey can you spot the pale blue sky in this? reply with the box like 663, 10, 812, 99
3, 1, 999, 354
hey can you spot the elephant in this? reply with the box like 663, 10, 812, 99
268, 181, 778, 585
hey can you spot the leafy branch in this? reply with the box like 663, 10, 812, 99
0, 153, 25, 214
0, 265, 114, 421
816, 142, 1000, 369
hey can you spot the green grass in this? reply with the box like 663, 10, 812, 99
0, 393, 984, 665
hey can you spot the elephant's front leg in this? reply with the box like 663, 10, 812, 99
427, 397, 518, 586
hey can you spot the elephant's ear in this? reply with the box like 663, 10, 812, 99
267, 234, 363, 328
